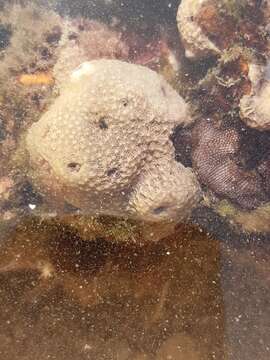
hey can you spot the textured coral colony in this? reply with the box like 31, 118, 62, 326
1, 0, 270, 242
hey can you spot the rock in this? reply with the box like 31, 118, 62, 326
177, 0, 222, 59
177, 0, 268, 60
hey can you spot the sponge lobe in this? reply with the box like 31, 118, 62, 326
26, 60, 199, 221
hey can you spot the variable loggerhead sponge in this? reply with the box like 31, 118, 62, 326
26, 60, 201, 223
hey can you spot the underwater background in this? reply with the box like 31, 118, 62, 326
0, 1, 269, 359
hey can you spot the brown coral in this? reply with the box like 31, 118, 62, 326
192, 120, 269, 210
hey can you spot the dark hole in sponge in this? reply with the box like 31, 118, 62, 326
107, 167, 118, 177
153, 205, 167, 215
68, 162, 81, 172
161, 85, 167, 97
68, 32, 78, 40
0, 25, 12, 50
99, 118, 108, 130
46, 26, 62, 44
64, 202, 80, 213
40, 46, 51, 60
121, 98, 129, 107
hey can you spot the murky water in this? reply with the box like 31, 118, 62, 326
0, 220, 224, 359
0, 218, 269, 359
0, 1, 269, 359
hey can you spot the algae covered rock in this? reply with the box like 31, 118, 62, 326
177, 0, 222, 59
177, 0, 267, 60
0, 3, 62, 83
53, 18, 129, 88
240, 62, 270, 130
26, 60, 201, 224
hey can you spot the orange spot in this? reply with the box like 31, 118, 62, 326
18, 72, 54, 86
239, 59, 249, 76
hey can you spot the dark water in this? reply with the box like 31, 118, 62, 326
0, 1, 269, 359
